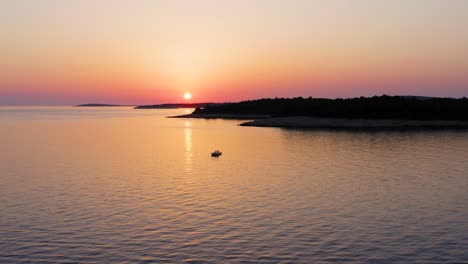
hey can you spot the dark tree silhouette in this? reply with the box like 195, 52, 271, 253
193, 96, 468, 120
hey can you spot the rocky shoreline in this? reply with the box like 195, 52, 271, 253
168, 114, 468, 129
239, 116, 468, 129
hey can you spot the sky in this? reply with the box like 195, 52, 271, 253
1, 0, 468, 105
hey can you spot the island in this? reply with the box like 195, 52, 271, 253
135, 103, 216, 109
76, 104, 130, 107
168, 113, 271, 120
174, 95, 468, 129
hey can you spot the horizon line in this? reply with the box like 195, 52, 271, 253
1, 94, 468, 107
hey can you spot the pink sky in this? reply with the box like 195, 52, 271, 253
2, 0, 468, 105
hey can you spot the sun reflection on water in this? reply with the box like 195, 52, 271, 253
184, 121, 192, 174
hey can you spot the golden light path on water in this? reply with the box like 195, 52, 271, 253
184, 120, 193, 174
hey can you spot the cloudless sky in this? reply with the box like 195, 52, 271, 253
1, 0, 468, 105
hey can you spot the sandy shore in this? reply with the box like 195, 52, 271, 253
240, 116, 468, 129
168, 114, 271, 120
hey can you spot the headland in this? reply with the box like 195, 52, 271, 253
174, 96, 468, 129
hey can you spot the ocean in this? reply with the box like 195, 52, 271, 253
1, 106, 467, 263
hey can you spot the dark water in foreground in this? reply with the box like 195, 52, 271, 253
1, 107, 468, 263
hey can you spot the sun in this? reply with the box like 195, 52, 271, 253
184, 92, 192, 100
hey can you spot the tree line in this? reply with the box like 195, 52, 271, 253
193, 95, 468, 120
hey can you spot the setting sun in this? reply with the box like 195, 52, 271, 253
184, 92, 192, 100
2, 1, 468, 263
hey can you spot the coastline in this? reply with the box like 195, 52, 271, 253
168, 113, 468, 129
167, 113, 271, 120
75, 104, 131, 107
239, 116, 468, 129
135, 103, 216, 109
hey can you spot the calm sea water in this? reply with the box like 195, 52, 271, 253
1, 107, 468, 263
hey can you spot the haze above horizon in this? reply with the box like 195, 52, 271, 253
2, 0, 468, 105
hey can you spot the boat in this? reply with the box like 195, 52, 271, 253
211, 150, 222, 157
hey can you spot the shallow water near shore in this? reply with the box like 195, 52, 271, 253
1, 107, 468, 263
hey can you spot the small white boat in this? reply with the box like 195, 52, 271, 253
211, 150, 222, 157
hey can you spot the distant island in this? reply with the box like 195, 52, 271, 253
76, 103, 215, 109
76, 104, 131, 107
172, 95, 468, 129
135, 103, 216, 109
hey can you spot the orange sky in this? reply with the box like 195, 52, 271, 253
1, 0, 468, 105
